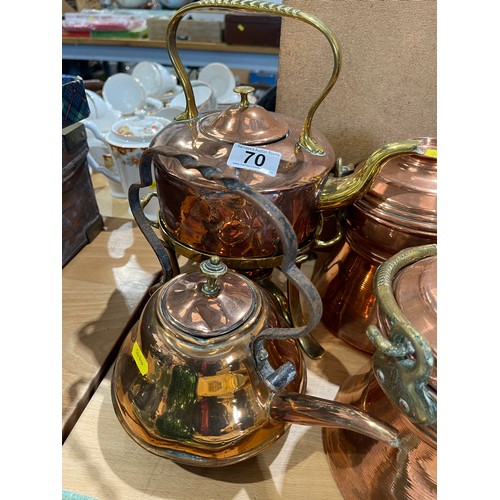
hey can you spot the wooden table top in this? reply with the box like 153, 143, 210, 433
62, 172, 371, 499
62, 173, 161, 440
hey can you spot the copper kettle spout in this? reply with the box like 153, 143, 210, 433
270, 391, 401, 447
318, 139, 426, 212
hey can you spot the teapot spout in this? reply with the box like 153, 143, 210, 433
270, 391, 400, 447
318, 139, 426, 213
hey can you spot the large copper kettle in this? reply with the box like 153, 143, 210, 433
112, 176, 400, 467
316, 137, 437, 353
323, 244, 437, 498
138, 0, 429, 273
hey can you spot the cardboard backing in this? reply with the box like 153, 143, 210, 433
276, 0, 437, 164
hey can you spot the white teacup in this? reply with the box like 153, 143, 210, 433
198, 62, 236, 102
153, 62, 177, 94
133, 61, 177, 97
103, 72, 166, 117
86, 90, 111, 120
169, 80, 217, 113
103, 73, 147, 115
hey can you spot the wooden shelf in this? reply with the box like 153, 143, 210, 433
62, 36, 280, 71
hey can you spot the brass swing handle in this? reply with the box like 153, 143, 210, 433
166, 0, 341, 156
366, 244, 437, 425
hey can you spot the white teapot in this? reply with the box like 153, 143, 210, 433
85, 112, 171, 221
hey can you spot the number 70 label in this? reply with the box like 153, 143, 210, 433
227, 143, 281, 177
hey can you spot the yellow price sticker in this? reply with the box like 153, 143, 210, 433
424, 149, 437, 158
132, 341, 148, 376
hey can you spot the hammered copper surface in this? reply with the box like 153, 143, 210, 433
152, 2, 431, 268
152, 131, 426, 267
318, 138, 437, 352
323, 363, 437, 500
151, 112, 334, 261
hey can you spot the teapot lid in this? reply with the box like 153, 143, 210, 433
199, 85, 289, 145
111, 112, 169, 141
158, 257, 257, 338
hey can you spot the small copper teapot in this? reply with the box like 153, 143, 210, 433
137, 0, 428, 271
112, 171, 400, 467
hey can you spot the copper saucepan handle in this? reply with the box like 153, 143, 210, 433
166, 0, 341, 155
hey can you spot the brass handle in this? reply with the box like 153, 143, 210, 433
366, 244, 437, 425
166, 0, 341, 155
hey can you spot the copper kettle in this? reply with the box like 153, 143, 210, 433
136, 0, 429, 272
112, 170, 400, 467
316, 137, 437, 353
323, 244, 437, 498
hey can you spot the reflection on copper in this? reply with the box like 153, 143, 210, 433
160, 271, 256, 337
316, 138, 437, 353
319, 244, 380, 353
111, 260, 402, 467
323, 363, 437, 499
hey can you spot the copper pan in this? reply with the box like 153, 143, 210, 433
323, 244, 437, 498
315, 138, 437, 353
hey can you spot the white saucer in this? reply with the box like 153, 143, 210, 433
169, 84, 214, 111
218, 90, 240, 105
152, 85, 183, 104
198, 62, 236, 100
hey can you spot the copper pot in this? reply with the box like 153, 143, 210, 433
323, 244, 437, 498
316, 137, 437, 352
134, 0, 429, 273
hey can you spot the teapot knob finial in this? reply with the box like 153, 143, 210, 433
234, 85, 255, 109
200, 256, 228, 297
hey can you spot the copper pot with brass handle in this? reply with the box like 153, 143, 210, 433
323, 244, 437, 498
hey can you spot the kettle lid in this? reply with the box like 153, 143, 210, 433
158, 257, 257, 338
199, 85, 289, 145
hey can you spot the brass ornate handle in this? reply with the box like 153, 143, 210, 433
166, 0, 341, 155
366, 244, 437, 425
